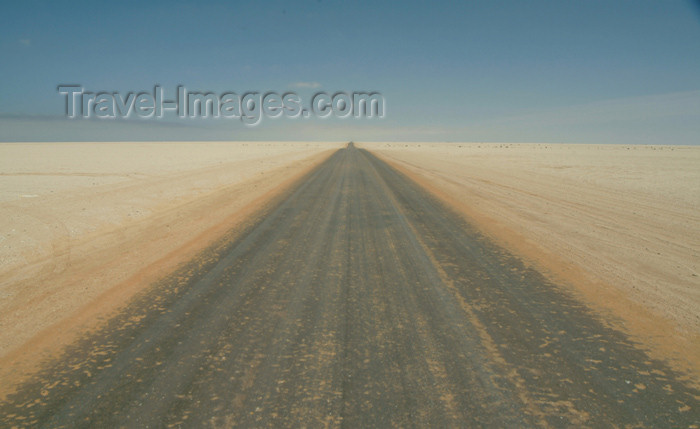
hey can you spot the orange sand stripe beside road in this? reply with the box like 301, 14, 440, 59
0, 142, 341, 398
365, 142, 700, 384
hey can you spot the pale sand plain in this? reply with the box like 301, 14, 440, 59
1, 141, 698, 390
362, 142, 700, 380
0, 141, 342, 387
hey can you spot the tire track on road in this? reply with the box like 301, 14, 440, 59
1, 144, 698, 427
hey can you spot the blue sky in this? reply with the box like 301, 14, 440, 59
1, 0, 699, 143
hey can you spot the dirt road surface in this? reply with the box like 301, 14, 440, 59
1, 145, 698, 427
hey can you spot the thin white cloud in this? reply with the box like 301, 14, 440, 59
290, 81, 321, 89
489, 90, 700, 127
450, 90, 700, 144
18, 39, 31, 47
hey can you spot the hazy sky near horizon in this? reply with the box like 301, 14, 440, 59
1, 0, 699, 144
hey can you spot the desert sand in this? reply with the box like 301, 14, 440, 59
0, 141, 342, 380
363, 142, 700, 378
2, 141, 698, 388
5, 144, 699, 426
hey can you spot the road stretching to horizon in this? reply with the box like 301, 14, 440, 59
1, 144, 698, 427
